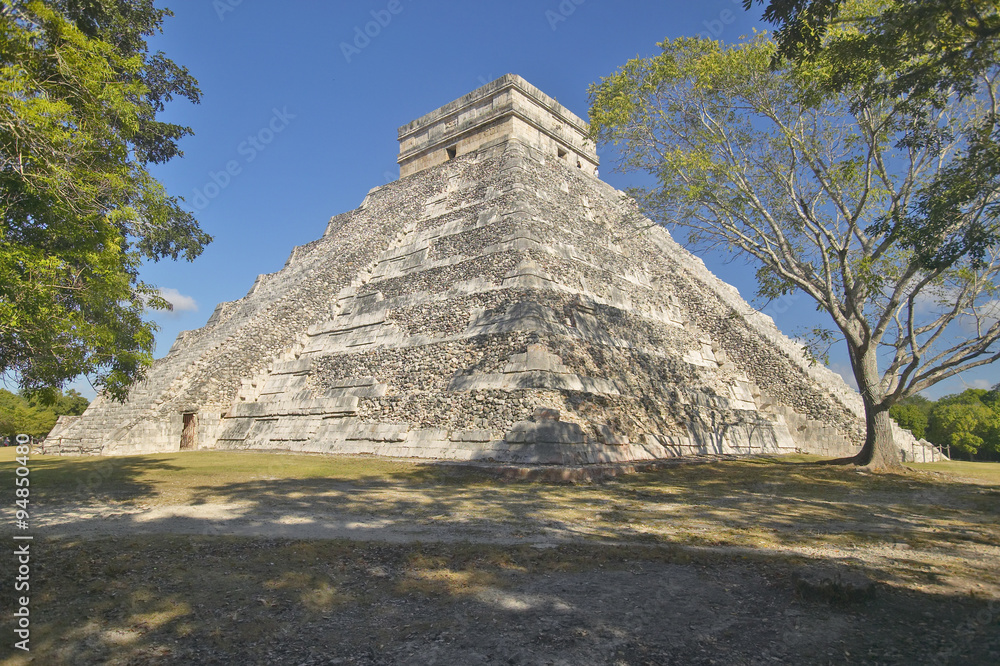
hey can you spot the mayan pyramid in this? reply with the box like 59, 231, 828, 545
46, 75, 942, 463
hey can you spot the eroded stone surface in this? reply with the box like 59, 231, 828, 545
44, 76, 943, 464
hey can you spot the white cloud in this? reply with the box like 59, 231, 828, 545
154, 287, 198, 316
912, 288, 947, 315
957, 297, 1000, 334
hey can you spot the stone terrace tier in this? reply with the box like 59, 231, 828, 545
397, 74, 599, 179
46, 76, 943, 464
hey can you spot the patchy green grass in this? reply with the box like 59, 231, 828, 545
4, 450, 996, 566
0, 448, 488, 504
5, 451, 999, 561
909, 459, 1000, 484
1, 449, 999, 664
4, 449, 999, 589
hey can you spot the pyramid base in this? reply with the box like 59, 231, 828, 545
204, 416, 813, 465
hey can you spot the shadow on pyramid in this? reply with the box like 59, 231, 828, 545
46, 75, 942, 465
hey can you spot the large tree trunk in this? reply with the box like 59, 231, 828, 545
851, 396, 904, 471
834, 344, 906, 472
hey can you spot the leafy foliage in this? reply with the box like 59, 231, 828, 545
749, 0, 1000, 270
747, 0, 1000, 96
0, 386, 88, 437
888, 395, 931, 439
888, 386, 1000, 459
0, 1, 209, 401
919, 388, 1000, 458
588, 20, 1000, 470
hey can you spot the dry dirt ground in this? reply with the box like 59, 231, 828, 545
1, 452, 998, 665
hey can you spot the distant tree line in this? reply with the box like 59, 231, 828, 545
890, 384, 1000, 461
0, 388, 89, 440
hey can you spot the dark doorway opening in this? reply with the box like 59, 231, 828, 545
180, 413, 197, 450
446, 145, 457, 160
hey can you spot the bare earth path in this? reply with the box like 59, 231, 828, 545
2, 451, 999, 665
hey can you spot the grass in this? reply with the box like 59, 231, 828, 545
7, 447, 997, 500
1, 449, 998, 664
908, 459, 1000, 483
4, 448, 998, 570
0, 448, 463, 502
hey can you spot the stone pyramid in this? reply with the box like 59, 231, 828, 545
47, 75, 942, 463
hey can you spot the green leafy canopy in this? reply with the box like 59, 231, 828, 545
747, 0, 1000, 270
0, 386, 88, 437
0, 1, 210, 401
588, 6, 1000, 470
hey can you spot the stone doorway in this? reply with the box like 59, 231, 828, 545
180, 413, 197, 450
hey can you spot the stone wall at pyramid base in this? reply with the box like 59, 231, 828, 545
204, 413, 805, 465
42, 399, 229, 457
41, 414, 934, 465
193, 393, 925, 464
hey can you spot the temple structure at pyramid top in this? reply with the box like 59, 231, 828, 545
397, 74, 598, 178
45, 75, 943, 464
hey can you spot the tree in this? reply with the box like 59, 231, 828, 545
889, 388, 1000, 459
0, 386, 88, 437
49, 386, 88, 416
0, 1, 210, 402
746, 0, 1000, 277
0, 388, 35, 435
749, 0, 1000, 464
927, 389, 1000, 458
588, 26, 1000, 470
889, 395, 931, 439
746, 0, 1000, 99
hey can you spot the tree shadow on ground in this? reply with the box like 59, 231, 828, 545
19, 452, 995, 600
5, 453, 999, 663
7, 535, 999, 666
20, 453, 1000, 564
0, 453, 184, 504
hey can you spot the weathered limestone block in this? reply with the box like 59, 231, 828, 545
505, 420, 585, 445
502, 344, 570, 373
599, 424, 630, 446
450, 429, 494, 443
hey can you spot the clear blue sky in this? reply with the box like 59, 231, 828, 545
71, 0, 994, 399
